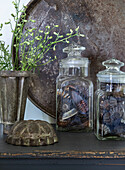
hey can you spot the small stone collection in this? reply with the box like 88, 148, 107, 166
99, 83, 125, 138
57, 80, 90, 131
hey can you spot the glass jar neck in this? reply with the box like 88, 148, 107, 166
98, 81, 124, 92
98, 82, 113, 92
59, 67, 88, 77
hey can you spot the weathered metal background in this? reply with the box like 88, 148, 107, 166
14, 0, 125, 118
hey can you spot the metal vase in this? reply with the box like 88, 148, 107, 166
0, 71, 30, 134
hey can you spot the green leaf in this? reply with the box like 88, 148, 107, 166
39, 35, 43, 39
23, 20, 28, 23
28, 29, 33, 32
53, 32, 58, 36
17, 24, 22, 26
5, 21, 10, 25
30, 19, 36, 23
66, 39, 70, 43
35, 37, 40, 40
75, 26, 79, 32
39, 44, 43, 48
54, 25, 59, 27
39, 30, 43, 33
26, 41, 30, 45
79, 34, 85, 37
46, 25, 50, 29
11, 13, 15, 18
29, 33, 34, 37
12, 1, 16, 5
48, 36, 52, 39
0, 23, 3, 29
53, 45, 56, 51
66, 33, 71, 36
70, 29, 73, 34
45, 32, 49, 35
59, 35, 63, 38
0, 34, 2, 36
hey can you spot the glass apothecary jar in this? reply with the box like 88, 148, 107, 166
56, 43, 93, 132
95, 59, 125, 140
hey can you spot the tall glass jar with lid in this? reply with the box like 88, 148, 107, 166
95, 59, 125, 140
56, 43, 93, 132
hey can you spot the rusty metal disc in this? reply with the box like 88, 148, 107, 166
13, 0, 125, 118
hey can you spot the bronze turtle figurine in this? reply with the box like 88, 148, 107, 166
6, 120, 58, 146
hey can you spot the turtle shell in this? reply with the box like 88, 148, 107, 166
6, 120, 58, 146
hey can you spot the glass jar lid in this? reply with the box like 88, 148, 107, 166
97, 58, 125, 83
60, 42, 88, 68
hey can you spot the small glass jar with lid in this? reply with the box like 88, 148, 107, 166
56, 42, 93, 132
95, 58, 125, 140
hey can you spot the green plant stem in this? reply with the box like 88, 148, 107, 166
0, 0, 84, 71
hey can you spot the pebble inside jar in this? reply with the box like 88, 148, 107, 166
56, 43, 93, 132
95, 59, 125, 140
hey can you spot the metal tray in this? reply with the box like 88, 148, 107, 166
13, 0, 125, 118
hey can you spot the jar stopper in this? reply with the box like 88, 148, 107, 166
103, 58, 124, 71
63, 42, 85, 57
97, 58, 125, 83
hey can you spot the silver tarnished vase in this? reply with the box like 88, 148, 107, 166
0, 71, 30, 134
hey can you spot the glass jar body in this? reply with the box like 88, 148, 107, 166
56, 69, 93, 132
95, 82, 125, 140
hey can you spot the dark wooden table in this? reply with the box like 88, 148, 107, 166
1, 124, 125, 170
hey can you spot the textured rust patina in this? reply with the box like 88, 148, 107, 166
13, 0, 125, 118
